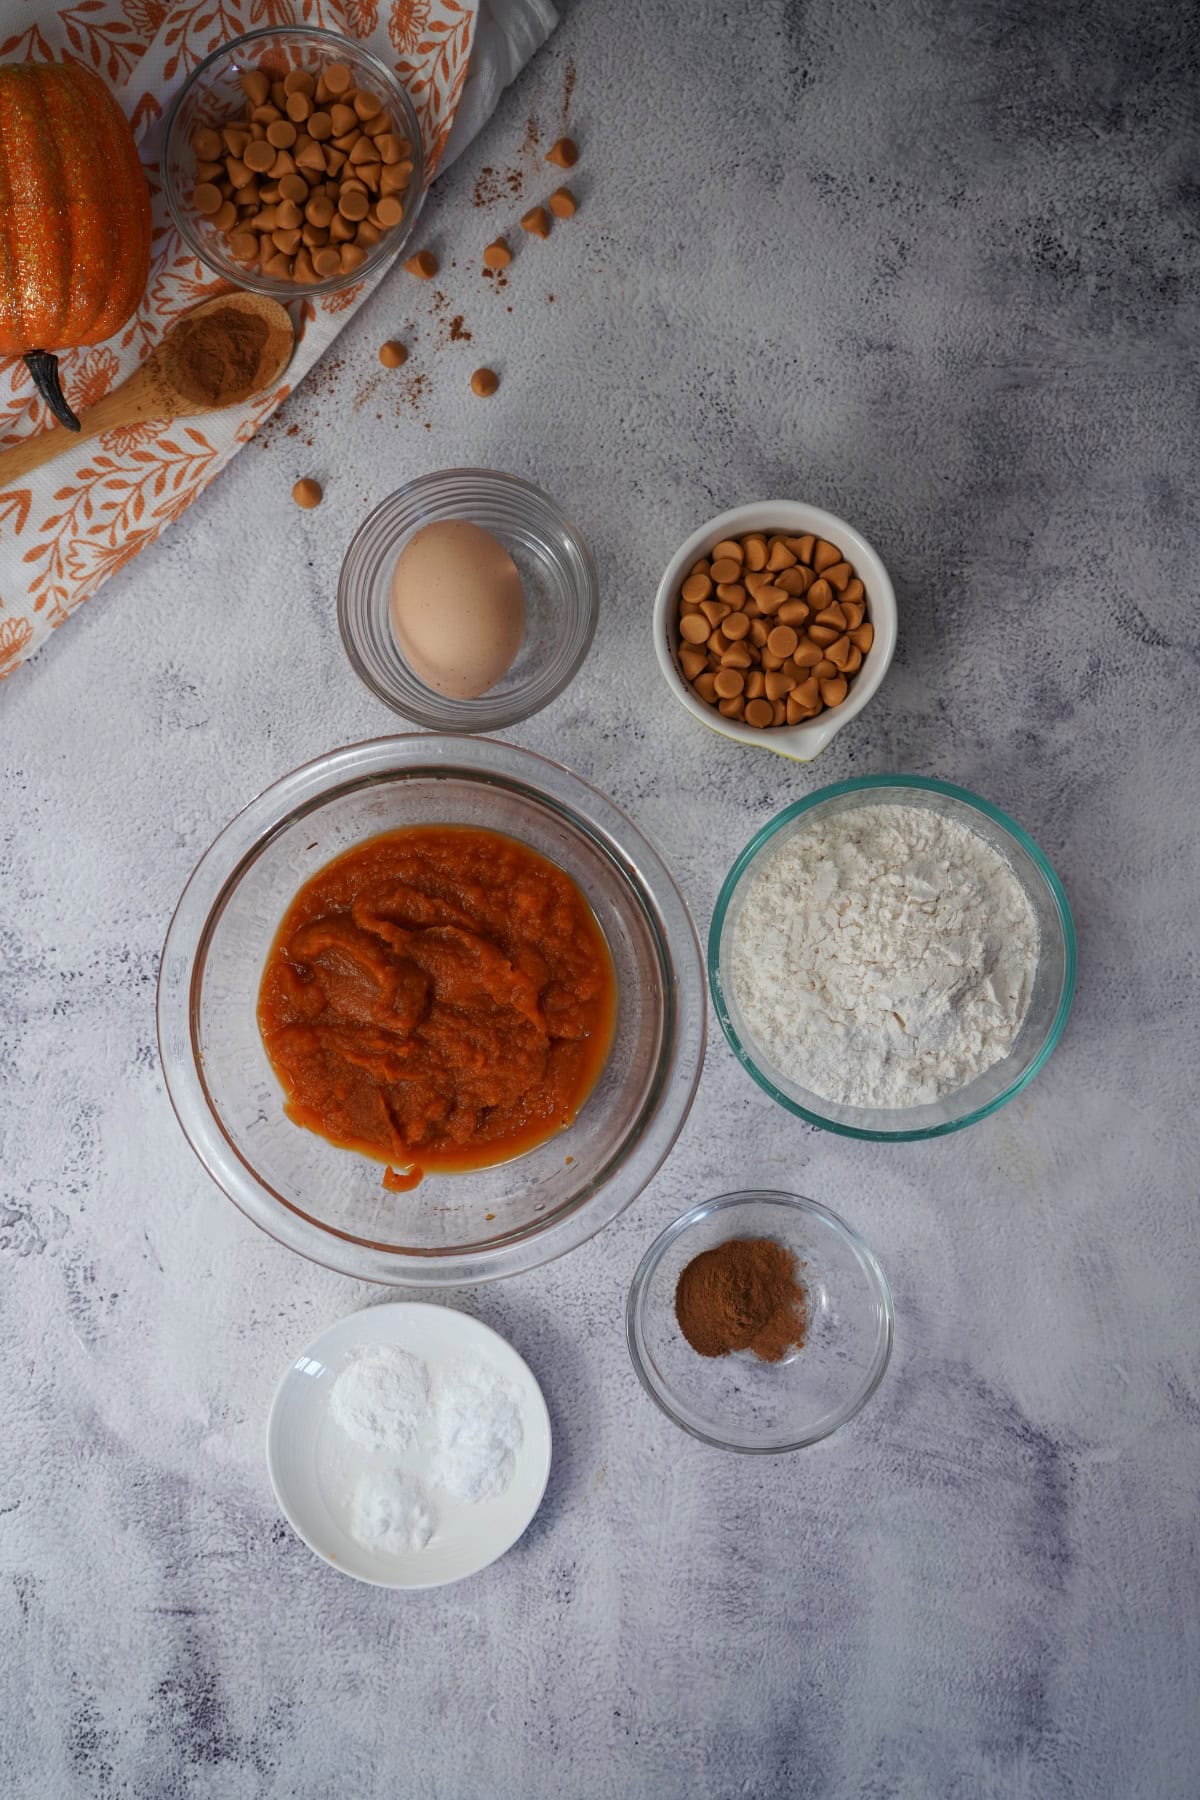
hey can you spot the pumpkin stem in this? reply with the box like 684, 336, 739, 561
24, 351, 81, 432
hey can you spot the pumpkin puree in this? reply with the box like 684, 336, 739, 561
257, 827, 616, 1182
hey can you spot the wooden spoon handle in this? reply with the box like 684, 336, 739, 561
0, 368, 180, 484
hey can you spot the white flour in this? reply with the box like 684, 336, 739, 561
729, 803, 1038, 1108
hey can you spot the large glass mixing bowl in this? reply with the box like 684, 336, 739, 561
158, 737, 706, 1283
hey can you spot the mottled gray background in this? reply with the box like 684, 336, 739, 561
2, 0, 1198, 1795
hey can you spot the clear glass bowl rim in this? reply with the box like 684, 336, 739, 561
336, 468, 601, 731
156, 734, 707, 1285
708, 773, 1078, 1142
160, 24, 426, 299
625, 1189, 895, 1453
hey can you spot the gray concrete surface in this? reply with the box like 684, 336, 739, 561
2, 1, 1198, 1795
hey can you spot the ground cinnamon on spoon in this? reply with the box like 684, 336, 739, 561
674, 1237, 807, 1362
171, 305, 270, 405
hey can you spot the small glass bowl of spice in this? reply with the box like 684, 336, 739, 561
626, 1191, 893, 1452
162, 26, 424, 298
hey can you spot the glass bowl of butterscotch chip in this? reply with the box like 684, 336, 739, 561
626, 1191, 893, 1452
162, 26, 425, 298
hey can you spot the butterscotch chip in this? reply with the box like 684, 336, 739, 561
777, 600, 810, 627
767, 625, 799, 659
230, 230, 259, 261
521, 206, 551, 238
193, 182, 222, 215
814, 602, 847, 631
805, 578, 833, 612
340, 242, 367, 273
786, 535, 815, 564
745, 699, 774, 728
286, 92, 312, 123
850, 622, 874, 651
548, 186, 577, 218
339, 187, 370, 222
694, 672, 718, 703
470, 367, 499, 397
241, 69, 270, 105
292, 478, 322, 509
766, 541, 797, 571
709, 557, 741, 585
379, 340, 407, 368
812, 540, 841, 573
546, 136, 578, 167
404, 248, 437, 277
824, 561, 854, 592
681, 572, 712, 603
284, 70, 314, 97
680, 615, 711, 645
212, 200, 237, 231
323, 62, 353, 96
807, 624, 840, 647
312, 246, 342, 277
193, 126, 223, 161
483, 237, 512, 271
353, 89, 383, 120
375, 195, 404, 228
819, 676, 848, 707
713, 668, 744, 699
742, 535, 767, 572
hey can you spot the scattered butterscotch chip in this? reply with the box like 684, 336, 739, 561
404, 249, 438, 278
470, 367, 499, 396
546, 136, 578, 168
520, 205, 550, 238
378, 340, 407, 367
483, 237, 512, 271
292, 478, 322, 509
548, 186, 577, 219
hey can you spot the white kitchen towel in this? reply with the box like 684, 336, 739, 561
0, 0, 556, 682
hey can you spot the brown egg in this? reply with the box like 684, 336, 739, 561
389, 520, 525, 699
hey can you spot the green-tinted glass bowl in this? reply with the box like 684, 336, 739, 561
708, 775, 1076, 1141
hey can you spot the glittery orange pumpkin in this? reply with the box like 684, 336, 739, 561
0, 62, 151, 430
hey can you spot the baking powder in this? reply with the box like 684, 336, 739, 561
729, 803, 1038, 1108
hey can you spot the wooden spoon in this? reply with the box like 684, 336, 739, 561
0, 292, 294, 484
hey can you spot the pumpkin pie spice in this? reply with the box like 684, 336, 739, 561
674, 1237, 808, 1362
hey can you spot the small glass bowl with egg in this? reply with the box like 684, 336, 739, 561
338, 469, 599, 732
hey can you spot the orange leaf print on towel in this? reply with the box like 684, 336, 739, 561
389, 0, 430, 53
59, 1, 144, 84
0, 616, 34, 679
343, 0, 379, 34
23, 431, 221, 623
0, 489, 32, 534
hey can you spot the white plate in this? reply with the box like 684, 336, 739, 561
266, 1302, 552, 1588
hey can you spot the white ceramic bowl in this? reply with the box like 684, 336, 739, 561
653, 502, 898, 762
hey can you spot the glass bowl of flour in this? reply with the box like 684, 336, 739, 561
709, 776, 1076, 1140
